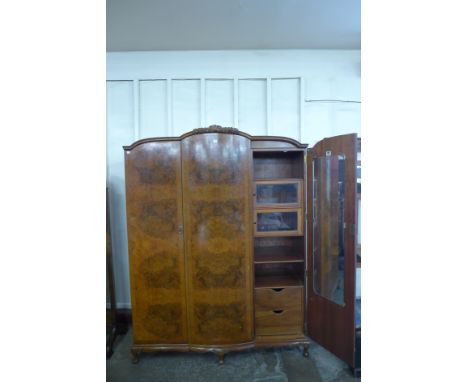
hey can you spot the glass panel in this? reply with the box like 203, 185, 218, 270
313, 154, 346, 306
256, 182, 299, 205
257, 211, 298, 232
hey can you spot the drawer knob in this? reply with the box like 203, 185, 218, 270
272, 288, 284, 293
273, 309, 284, 315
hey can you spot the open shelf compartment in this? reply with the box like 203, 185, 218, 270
253, 151, 304, 180
254, 237, 304, 264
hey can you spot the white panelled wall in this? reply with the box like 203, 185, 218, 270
107, 50, 361, 307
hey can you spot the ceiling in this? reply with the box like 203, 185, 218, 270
107, 0, 360, 51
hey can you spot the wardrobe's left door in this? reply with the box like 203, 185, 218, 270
125, 141, 188, 344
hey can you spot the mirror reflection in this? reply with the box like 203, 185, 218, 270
313, 154, 346, 306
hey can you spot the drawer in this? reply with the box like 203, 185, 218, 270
255, 306, 303, 336
255, 286, 303, 336
255, 286, 302, 311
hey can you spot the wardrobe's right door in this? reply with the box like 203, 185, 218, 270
306, 134, 357, 367
182, 132, 254, 346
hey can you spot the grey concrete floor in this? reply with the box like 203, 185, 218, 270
107, 327, 360, 382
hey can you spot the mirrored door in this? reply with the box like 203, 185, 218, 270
306, 134, 358, 368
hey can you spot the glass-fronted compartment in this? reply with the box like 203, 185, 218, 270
255, 179, 303, 208
252, 148, 307, 329
255, 208, 303, 236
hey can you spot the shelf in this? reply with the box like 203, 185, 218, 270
255, 274, 303, 289
254, 247, 304, 264
254, 177, 304, 182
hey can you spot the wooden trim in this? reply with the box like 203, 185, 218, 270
123, 125, 308, 151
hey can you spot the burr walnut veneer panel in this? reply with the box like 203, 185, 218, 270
181, 133, 254, 345
125, 141, 188, 344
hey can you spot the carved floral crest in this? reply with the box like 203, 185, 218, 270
192, 125, 239, 135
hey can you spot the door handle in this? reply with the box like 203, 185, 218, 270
272, 288, 284, 293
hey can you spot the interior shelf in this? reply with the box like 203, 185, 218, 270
255, 177, 304, 182
254, 247, 304, 264
255, 274, 303, 289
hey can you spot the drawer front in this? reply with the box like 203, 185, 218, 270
255, 286, 303, 336
255, 286, 302, 311
255, 306, 303, 335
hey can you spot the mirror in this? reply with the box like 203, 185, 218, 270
312, 154, 346, 306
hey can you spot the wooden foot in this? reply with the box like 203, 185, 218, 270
303, 344, 309, 358
131, 349, 141, 364
217, 352, 225, 365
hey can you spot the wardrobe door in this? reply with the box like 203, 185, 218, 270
125, 141, 188, 344
306, 134, 358, 367
182, 133, 254, 345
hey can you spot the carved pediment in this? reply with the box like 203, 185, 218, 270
192, 125, 239, 135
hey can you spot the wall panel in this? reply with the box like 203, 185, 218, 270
271, 78, 300, 140
172, 79, 201, 136
139, 80, 168, 138
238, 79, 267, 135
205, 79, 234, 127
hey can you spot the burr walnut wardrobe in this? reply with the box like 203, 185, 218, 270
123, 126, 358, 369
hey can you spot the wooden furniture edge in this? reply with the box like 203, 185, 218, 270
130, 335, 311, 363
123, 125, 308, 151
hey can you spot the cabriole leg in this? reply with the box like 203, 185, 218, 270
217, 352, 225, 365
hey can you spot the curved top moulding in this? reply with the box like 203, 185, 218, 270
122, 125, 308, 151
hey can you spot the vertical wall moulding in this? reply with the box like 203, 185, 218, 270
133, 80, 140, 141
266, 77, 272, 135
200, 78, 206, 128
299, 77, 305, 142
233, 78, 239, 130
167, 79, 173, 135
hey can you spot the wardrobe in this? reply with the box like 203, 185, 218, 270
124, 126, 358, 370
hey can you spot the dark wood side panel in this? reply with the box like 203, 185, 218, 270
182, 133, 254, 345
125, 141, 188, 344
307, 134, 357, 367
